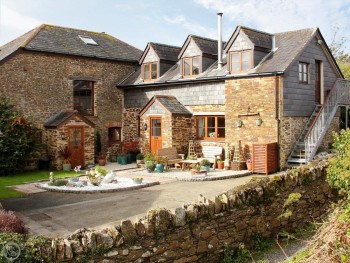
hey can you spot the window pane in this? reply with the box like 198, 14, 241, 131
184, 59, 190, 76
242, 52, 250, 61
152, 119, 161, 136
73, 80, 93, 115
144, 64, 150, 80
231, 53, 239, 62
218, 117, 225, 127
242, 61, 250, 71
197, 117, 205, 138
231, 62, 240, 72
151, 63, 157, 79
299, 72, 303, 81
231, 53, 240, 72
207, 117, 215, 138
192, 57, 200, 75
303, 72, 307, 82
218, 128, 225, 138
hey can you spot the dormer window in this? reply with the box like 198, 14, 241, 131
143, 62, 158, 81
183, 56, 200, 77
230, 50, 252, 74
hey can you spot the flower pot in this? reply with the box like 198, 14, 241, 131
126, 153, 133, 164
62, 163, 71, 171
147, 167, 154, 173
201, 165, 210, 172
246, 162, 252, 171
136, 160, 144, 165
156, 164, 164, 173
98, 159, 106, 166
224, 166, 230, 170
217, 162, 224, 170
118, 156, 127, 165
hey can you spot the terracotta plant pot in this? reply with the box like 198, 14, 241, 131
217, 162, 224, 169
190, 169, 207, 176
246, 162, 252, 171
98, 159, 106, 166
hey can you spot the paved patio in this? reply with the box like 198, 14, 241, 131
1, 163, 259, 238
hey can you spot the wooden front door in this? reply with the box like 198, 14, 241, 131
150, 118, 162, 154
68, 126, 84, 168
315, 60, 321, 104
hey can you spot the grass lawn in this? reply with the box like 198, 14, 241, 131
0, 170, 82, 200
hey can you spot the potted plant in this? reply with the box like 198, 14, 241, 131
217, 159, 224, 170
146, 161, 156, 173
59, 145, 72, 171
98, 152, 107, 166
190, 163, 207, 176
136, 153, 144, 165
246, 158, 252, 171
200, 159, 211, 172
155, 156, 167, 173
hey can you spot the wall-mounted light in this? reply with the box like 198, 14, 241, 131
143, 123, 148, 131
256, 117, 263, 126
60, 132, 66, 140
236, 119, 243, 128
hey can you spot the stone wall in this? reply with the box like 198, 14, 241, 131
0, 50, 135, 151
279, 113, 340, 167
45, 117, 95, 169
38, 161, 336, 262
225, 76, 279, 156
122, 107, 141, 143
171, 115, 194, 154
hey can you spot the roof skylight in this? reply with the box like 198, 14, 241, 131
79, 35, 99, 46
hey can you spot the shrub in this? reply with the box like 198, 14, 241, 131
58, 145, 71, 164
95, 166, 108, 176
136, 153, 144, 160
200, 159, 211, 166
327, 130, 350, 195
0, 97, 42, 175
144, 152, 155, 162
0, 210, 28, 234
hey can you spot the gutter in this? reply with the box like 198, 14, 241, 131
119, 71, 284, 89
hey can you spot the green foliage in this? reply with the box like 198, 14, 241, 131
0, 97, 42, 176
136, 153, 144, 160
95, 165, 108, 176
48, 179, 68, 186
327, 130, 350, 195
339, 61, 350, 79
221, 243, 250, 263
144, 152, 155, 162
0, 233, 47, 262
283, 193, 302, 208
200, 159, 211, 166
95, 131, 102, 159
278, 209, 292, 220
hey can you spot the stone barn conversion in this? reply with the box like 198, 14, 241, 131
0, 24, 141, 169
120, 24, 348, 169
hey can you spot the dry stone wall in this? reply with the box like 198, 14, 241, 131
38, 160, 336, 262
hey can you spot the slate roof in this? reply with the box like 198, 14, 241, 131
120, 27, 330, 87
0, 24, 142, 62
150, 43, 181, 62
241, 26, 272, 50
254, 28, 316, 73
191, 35, 219, 56
140, 96, 191, 116
44, 110, 95, 128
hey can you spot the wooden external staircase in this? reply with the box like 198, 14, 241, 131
286, 79, 350, 167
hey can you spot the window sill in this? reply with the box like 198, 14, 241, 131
195, 138, 225, 142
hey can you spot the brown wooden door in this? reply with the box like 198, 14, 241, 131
68, 127, 84, 168
150, 118, 162, 154
315, 60, 321, 104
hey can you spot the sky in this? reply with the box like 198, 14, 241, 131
0, 0, 350, 51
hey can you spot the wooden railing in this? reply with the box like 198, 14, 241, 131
304, 79, 350, 162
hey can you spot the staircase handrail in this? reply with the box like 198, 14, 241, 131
304, 78, 348, 162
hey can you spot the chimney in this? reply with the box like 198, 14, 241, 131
217, 12, 223, 70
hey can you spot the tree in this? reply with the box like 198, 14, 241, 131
0, 97, 41, 175
329, 27, 350, 79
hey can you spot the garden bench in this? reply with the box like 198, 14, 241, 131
197, 146, 223, 170
157, 147, 185, 170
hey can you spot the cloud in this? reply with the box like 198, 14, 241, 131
163, 15, 217, 39
0, 4, 42, 45
194, 0, 350, 43
1, 4, 42, 31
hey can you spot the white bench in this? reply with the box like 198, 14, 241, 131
197, 146, 223, 170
